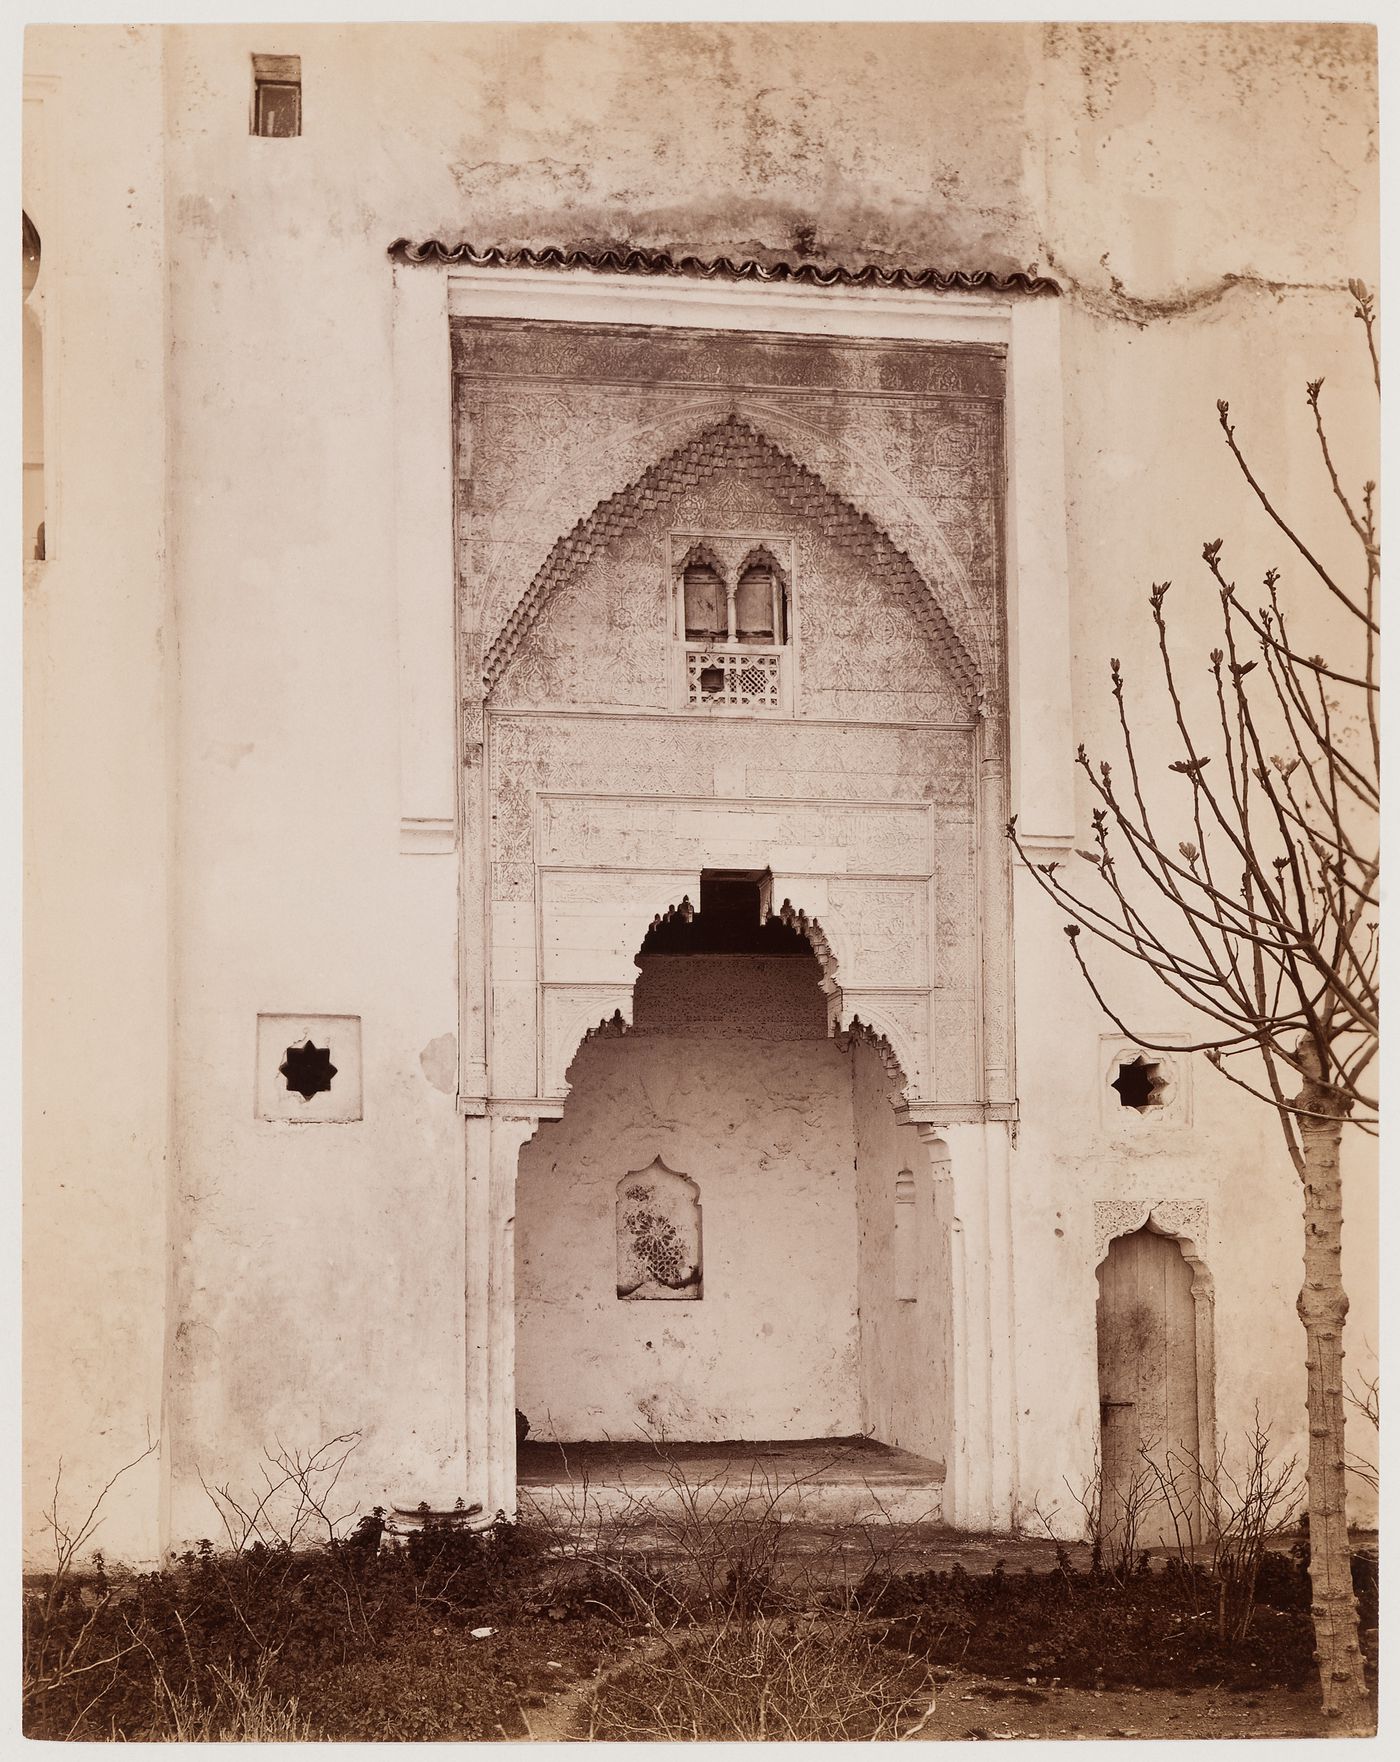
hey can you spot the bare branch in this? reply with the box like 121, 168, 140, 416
1216, 399, 1377, 633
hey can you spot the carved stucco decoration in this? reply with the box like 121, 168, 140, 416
826, 880, 931, 989
454, 319, 1007, 720
539, 916, 925, 1106
769, 898, 841, 997
549, 991, 637, 1094
1092, 1199, 1209, 1272
631, 954, 832, 1041
469, 394, 1002, 713
840, 1019, 914, 1099
489, 719, 975, 1105
615, 1158, 703, 1302
764, 900, 925, 1091
462, 321, 1011, 1114
484, 416, 981, 721
530, 863, 926, 1104
490, 720, 974, 871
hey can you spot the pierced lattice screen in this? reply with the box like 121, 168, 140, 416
686, 647, 781, 708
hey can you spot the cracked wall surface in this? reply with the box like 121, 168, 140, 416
516, 1024, 862, 1443
22, 20, 1377, 1561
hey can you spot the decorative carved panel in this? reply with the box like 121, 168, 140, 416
631, 954, 830, 1041
490, 982, 540, 1098
1092, 1200, 1209, 1271
490, 717, 975, 865
484, 419, 979, 723
826, 880, 930, 989
839, 991, 930, 1098
616, 1159, 702, 1301
536, 794, 933, 877
541, 985, 636, 1097
457, 319, 1010, 1113
455, 320, 1006, 714
537, 867, 699, 984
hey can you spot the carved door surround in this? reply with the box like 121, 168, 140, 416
388, 263, 1073, 1533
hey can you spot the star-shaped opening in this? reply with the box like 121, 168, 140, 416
279, 1040, 337, 1101
1111, 1054, 1168, 1113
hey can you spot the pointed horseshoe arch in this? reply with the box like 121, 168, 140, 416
549, 887, 913, 1109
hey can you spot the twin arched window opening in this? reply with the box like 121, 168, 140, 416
673, 539, 793, 712
681, 549, 789, 648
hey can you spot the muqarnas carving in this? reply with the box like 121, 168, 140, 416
615, 1158, 702, 1300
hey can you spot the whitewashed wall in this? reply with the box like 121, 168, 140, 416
23, 28, 172, 1566
853, 1042, 951, 1467
23, 21, 1378, 1561
516, 960, 861, 1442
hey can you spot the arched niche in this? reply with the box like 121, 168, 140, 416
512, 869, 934, 1462
615, 1158, 702, 1301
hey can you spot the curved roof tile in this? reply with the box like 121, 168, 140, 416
388, 238, 1058, 296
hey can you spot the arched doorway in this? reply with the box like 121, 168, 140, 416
1096, 1225, 1206, 1550
512, 871, 949, 1522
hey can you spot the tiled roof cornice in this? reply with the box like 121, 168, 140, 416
387, 238, 1059, 296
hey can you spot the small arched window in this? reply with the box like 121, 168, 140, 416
674, 539, 793, 711
735, 561, 780, 643
22, 211, 45, 562
683, 561, 726, 641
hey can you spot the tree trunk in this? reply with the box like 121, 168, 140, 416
1295, 1055, 1369, 1729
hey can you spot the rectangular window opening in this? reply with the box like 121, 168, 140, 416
252, 54, 302, 137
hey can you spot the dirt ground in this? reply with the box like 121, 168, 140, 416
508, 1635, 1358, 1743
907, 1672, 1349, 1742
501, 1525, 1377, 1741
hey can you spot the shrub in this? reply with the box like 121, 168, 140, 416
23, 1505, 551, 1739
585, 1612, 936, 1741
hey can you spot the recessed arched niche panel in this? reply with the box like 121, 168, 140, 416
615, 1158, 702, 1301
471, 321, 1011, 1121
483, 415, 981, 724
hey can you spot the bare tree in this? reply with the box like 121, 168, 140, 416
1010, 283, 1378, 1729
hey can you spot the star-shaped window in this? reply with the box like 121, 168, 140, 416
1111, 1054, 1168, 1113
279, 1040, 337, 1101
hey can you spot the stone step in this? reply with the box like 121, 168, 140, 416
520, 1476, 944, 1530
516, 1436, 946, 1532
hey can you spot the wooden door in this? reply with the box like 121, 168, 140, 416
1096, 1227, 1201, 1553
